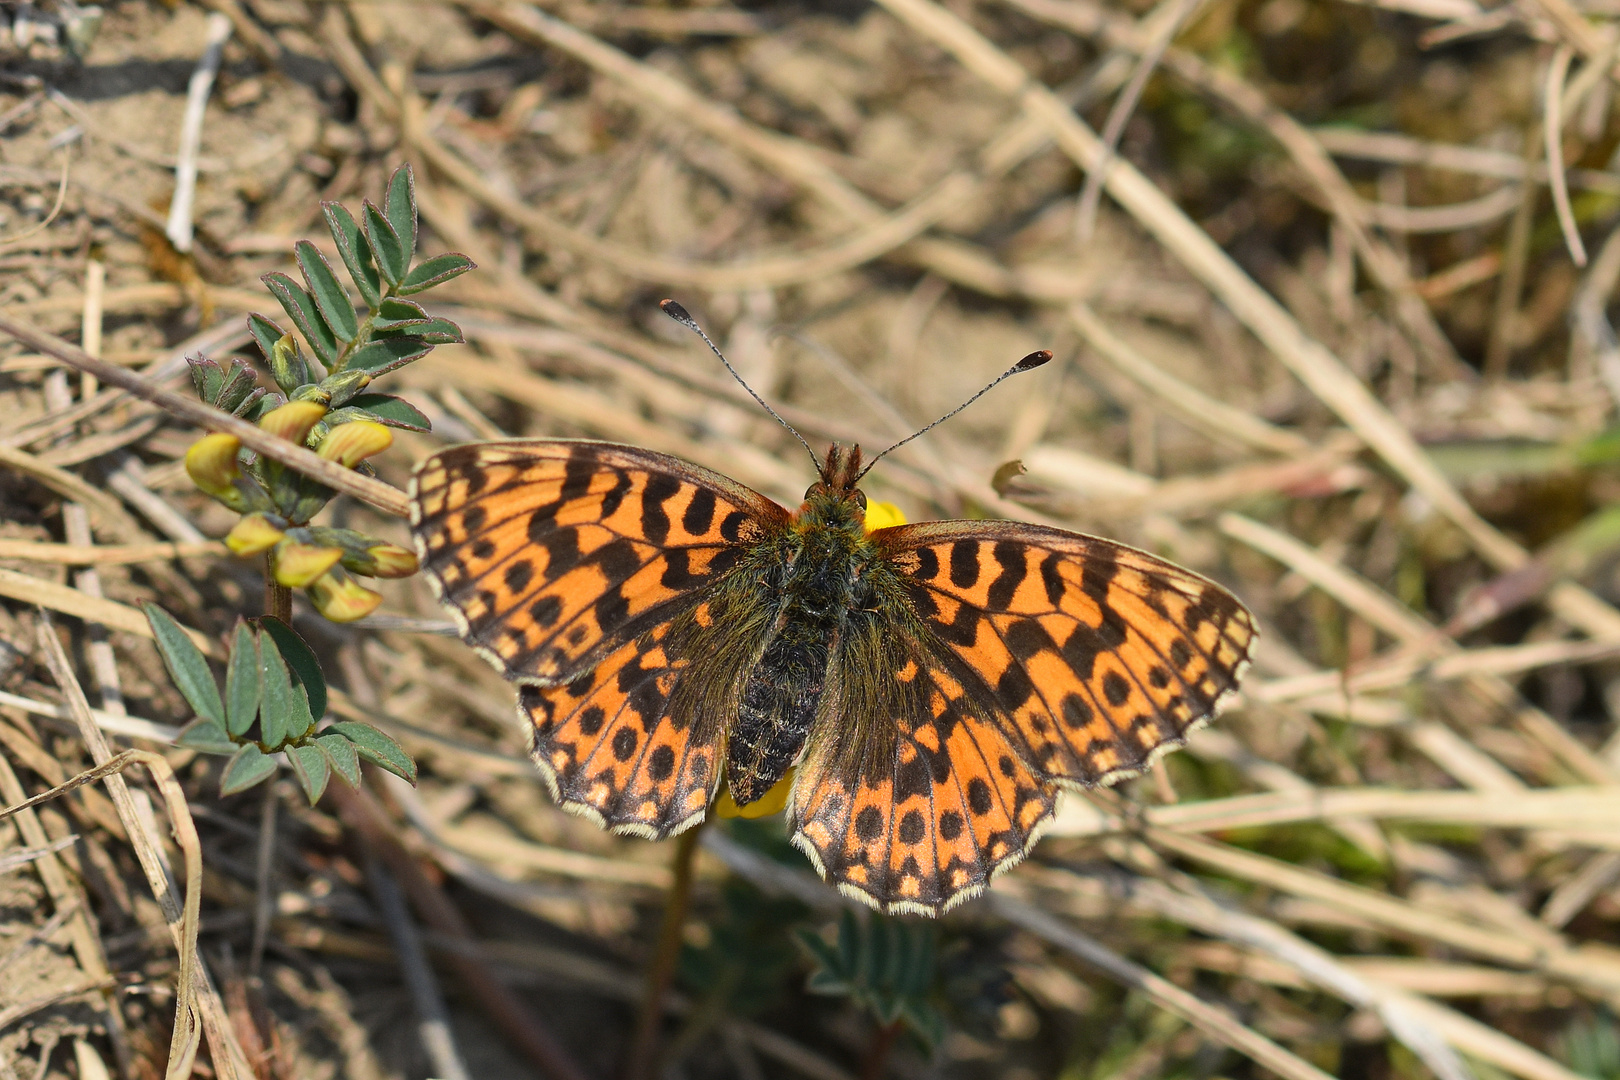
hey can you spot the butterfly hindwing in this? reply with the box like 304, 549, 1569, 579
520, 616, 720, 837
411, 440, 790, 685
877, 521, 1256, 787
790, 641, 1056, 915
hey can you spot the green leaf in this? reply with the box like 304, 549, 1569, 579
216, 358, 261, 414
262, 271, 339, 367
343, 393, 430, 432
258, 633, 313, 748
398, 252, 475, 295
141, 603, 224, 728
329, 721, 416, 783
224, 621, 261, 737
221, 744, 277, 796
296, 241, 358, 343
345, 336, 430, 376
323, 201, 381, 307
371, 297, 428, 332
259, 617, 327, 722
376, 316, 461, 345
175, 718, 236, 755
385, 164, 417, 263
315, 732, 360, 787
362, 201, 407, 286
189, 356, 224, 402
247, 313, 286, 366
287, 742, 331, 804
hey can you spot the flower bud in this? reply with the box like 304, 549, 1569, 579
365, 542, 418, 578
307, 571, 382, 623
185, 433, 243, 499
317, 420, 392, 468
258, 400, 328, 445
272, 540, 343, 587
864, 500, 907, 533
225, 513, 286, 555
713, 768, 794, 819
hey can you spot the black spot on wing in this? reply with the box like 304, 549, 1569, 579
641, 473, 682, 545
949, 541, 980, 588
985, 541, 1026, 609
682, 486, 717, 536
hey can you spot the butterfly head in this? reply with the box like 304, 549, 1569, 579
799, 444, 869, 527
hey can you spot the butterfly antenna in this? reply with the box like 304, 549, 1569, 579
660, 299, 821, 471
855, 350, 1053, 483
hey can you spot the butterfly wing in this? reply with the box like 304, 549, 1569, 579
877, 521, 1256, 788
412, 440, 789, 837
789, 632, 1057, 915
411, 440, 789, 685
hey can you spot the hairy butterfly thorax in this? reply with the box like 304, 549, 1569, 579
410, 301, 1257, 915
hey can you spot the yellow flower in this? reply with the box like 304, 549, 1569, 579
317, 420, 392, 468
258, 400, 328, 445
307, 572, 383, 622
365, 543, 419, 578
272, 541, 343, 587
864, 500, 907, 532
225, 513, 285, 555
714, 768, 794, 819
184, 433, 243, 499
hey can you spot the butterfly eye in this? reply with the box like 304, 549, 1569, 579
854, 490, 868, 510
804, 483, 820, 500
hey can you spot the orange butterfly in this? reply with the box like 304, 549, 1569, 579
410, 302, 1255, 915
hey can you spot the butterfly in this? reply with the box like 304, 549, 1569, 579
409, 305, 1256, 915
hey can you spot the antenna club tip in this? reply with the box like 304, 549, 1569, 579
1015, 350, 1053, 372
660, 299, 695, 324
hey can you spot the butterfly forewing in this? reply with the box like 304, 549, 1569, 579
878, 522, 1256, 787
411, 440, 789, 684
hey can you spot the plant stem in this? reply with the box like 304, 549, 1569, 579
624, 818, 706, 1080
860, 1019, 904, 1080
265, 573, 292, 624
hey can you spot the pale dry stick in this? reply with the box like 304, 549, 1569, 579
1145, 828, 1620, 998
988, 896, 1337, 1080
1255, 636, 1620, 703
1332, 0, 1480, 18
1047, 785, 1620, 837
1073, 0, 1206, 245
0, 539, 223, 565
0, 569, 218, 657
1311, 127, 1620, 193
8, 283, 269, 323
0, 690, 179, 743
1357, 186, 1525, 233
32, 619, 252, 1079
1068, 303, 1309, 456
1546, 45, 1589, 266
1220, 512, 1620, 784
166, 13, 232, 253
79, 255, 102, 398
1521, 0, 1613, 60
1539, 851, 1620, 927
0, 315, 410, 517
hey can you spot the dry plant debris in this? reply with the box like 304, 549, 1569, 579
7, 0, 1620, 1076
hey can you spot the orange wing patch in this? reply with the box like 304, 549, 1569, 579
411, 440, 788, 684
790, 656, 1056, 915
520, 619, 719, 837
879, 522, 1255, 788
